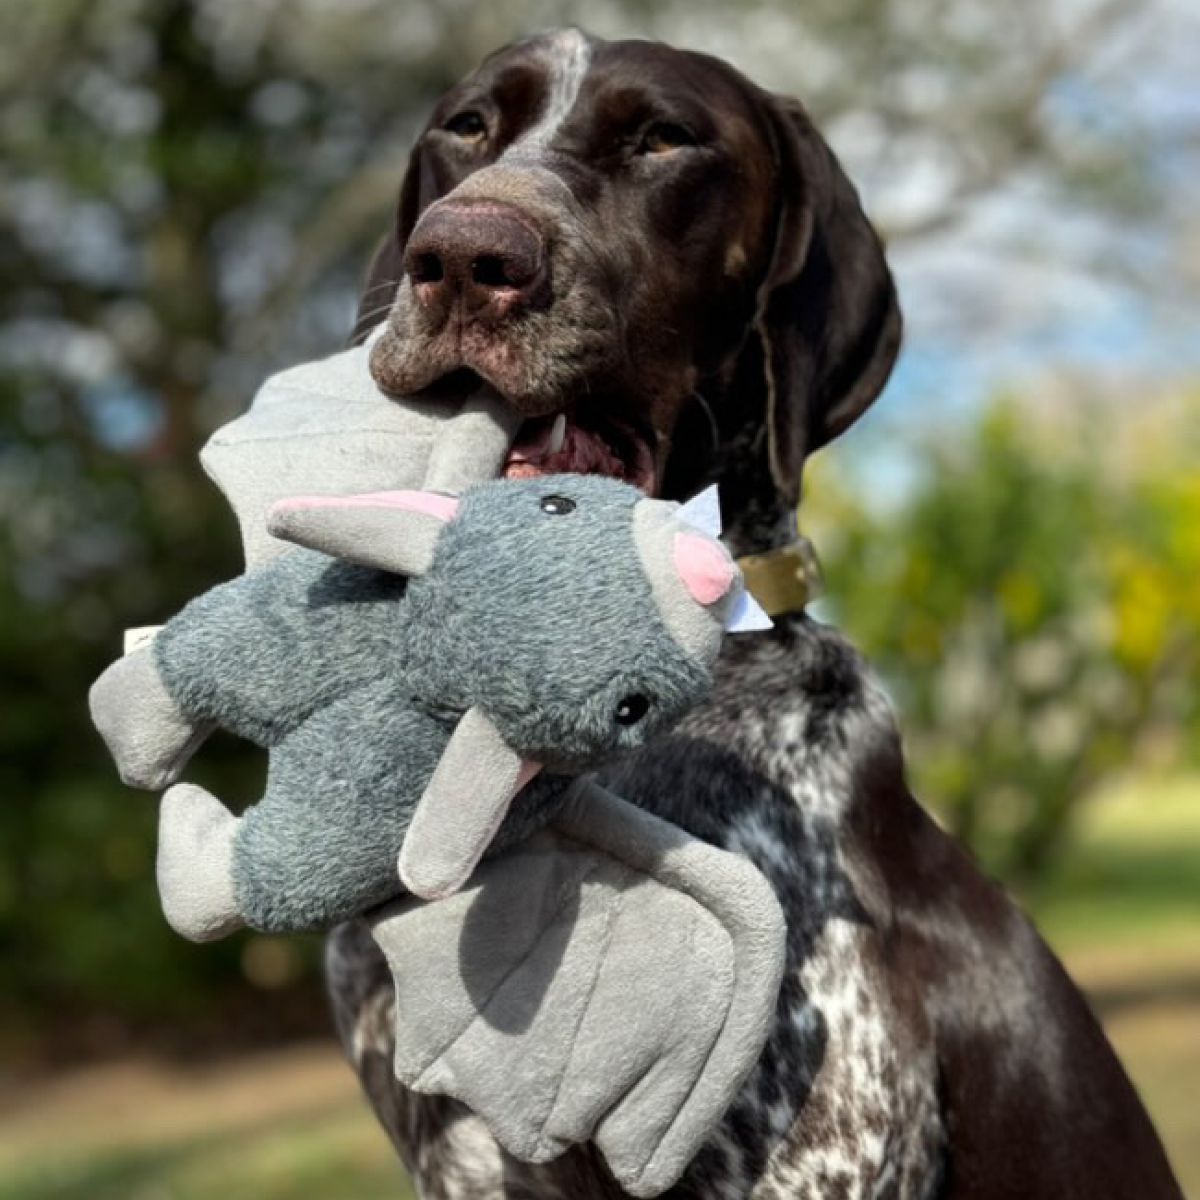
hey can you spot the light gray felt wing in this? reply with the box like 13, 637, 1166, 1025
201, 336, 518, 569
370, 779, 786, 1198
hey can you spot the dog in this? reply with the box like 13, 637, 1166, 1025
326, 29, 1183, 1199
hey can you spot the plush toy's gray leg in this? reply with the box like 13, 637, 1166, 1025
156, 783, 244, 943
230, 800, 402, 935
89, 649, 212, 790
219, 700, 436, 935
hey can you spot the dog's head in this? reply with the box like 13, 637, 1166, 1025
358, 29, 900, 545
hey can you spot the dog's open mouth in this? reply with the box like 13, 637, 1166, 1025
505, 412, 657, 494
419, 367, 658, 493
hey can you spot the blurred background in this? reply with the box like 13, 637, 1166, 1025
1, 0, 1196, 1196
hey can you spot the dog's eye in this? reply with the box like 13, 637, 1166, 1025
638, 122, 696, 155
445, 111, 487, 143
540, 494, 576, 515
614, 694, 651, 726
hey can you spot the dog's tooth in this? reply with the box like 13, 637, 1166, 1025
548, 413, 566, 456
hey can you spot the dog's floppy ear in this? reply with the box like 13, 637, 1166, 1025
756, 97, 902, 505
350, 148, 424, 345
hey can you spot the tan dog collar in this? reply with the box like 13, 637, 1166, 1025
736, 537, 823, 618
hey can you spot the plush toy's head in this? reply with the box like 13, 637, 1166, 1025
268, 475, 769, 898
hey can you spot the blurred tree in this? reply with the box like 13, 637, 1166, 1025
808, 381, 1200, 881
0, 0, 1193, 1040
0, 0, 461, 1048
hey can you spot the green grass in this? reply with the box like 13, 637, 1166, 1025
1025, 774, 1200, 1195
1, 1100, 412, 1200
1027, 774, 1200, 952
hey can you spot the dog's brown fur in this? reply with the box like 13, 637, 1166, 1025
332, 29, 1182, 1200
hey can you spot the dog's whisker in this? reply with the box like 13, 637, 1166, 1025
356, 301, 398, 326
691, 390, 720, 454
360, 279, 404, 295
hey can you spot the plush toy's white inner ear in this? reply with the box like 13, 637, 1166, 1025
724, 587, 773, 632
677, 485, 722, 538
672, 486, 774, 634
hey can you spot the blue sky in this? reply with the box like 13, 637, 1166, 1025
825, 0, 1200, 495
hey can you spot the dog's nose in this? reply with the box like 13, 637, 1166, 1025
404, 202, 548, 322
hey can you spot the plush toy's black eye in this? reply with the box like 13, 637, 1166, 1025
540, 495, 576, 515
614, 694, 650, 725
445, 111, 487, 142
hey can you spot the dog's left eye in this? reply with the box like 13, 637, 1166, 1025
638, 122, 696, 155
445, 111, 487, 142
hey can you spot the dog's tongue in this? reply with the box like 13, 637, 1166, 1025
505, 417, 627, 481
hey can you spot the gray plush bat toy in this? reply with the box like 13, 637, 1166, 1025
87, 345, 787, 1196
89, 474, 771, 940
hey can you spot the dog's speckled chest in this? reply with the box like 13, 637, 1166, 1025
327, 616, 946, 1199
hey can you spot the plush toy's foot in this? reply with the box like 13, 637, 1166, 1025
89, 649, 211, 790
157, 784, 244, 943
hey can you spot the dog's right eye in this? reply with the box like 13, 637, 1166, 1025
638, 122, 697, 155
445, 111, 487, 143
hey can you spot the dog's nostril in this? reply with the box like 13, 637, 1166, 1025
411, 253, 444, 284
404, 203, 545, 305
471, 255, 512, 288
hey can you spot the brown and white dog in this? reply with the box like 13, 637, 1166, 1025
329, 28, 1183, 1200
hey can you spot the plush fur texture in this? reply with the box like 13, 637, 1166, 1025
395, 479, 718, 769
94, 475, 734, 935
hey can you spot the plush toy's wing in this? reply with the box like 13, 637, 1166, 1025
201, 337, 516, 570
369, 780, 786, 1198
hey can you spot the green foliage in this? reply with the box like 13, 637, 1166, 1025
809, 387, 1200, 879
1028, 776, 1200, 951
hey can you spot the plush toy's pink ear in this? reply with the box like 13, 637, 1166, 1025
271, 489, 461, 521
672, 533, 737, 606
267, 490, 459, 576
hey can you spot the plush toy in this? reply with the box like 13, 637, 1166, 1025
89, 474, 770, 940
87, 343, 787, 1196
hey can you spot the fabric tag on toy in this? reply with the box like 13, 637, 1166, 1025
123, 626, 164, 655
